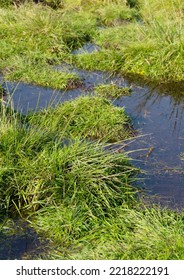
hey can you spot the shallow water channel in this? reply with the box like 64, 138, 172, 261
1, 63, 184, 209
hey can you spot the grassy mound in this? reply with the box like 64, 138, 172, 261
0, 96, 135, 216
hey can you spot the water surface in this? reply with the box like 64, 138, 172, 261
0, 219, 47, 260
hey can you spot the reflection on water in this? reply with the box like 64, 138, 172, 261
1, 66, 184, 209
114, 81, 184, 208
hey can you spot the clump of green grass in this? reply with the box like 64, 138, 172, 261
1, 0, 184, 261
94, 83, 132, 99
93, 3, 140, 27
139, 0, 184, 22
33, 204, 184, 260
70, 0, 184, 82
0, 94, 136, 215
1, 94, 184, 260
3, 59, 82, 90
73, 16, 184, 81
28, 95, 132, 141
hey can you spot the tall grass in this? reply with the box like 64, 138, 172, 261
32, 203, 184, 260
72, 0, 184, 81
0, 95, 136, 216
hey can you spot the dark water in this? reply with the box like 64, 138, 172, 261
114, 83, 184, 208
0, 218, 47, 260
71, 42, 101, 55
0, 79, 85, 114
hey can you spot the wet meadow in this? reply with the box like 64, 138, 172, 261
0, 0, 184, 259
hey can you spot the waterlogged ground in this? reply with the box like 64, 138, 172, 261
1, 56, 184, 209
1, 0, 184, 261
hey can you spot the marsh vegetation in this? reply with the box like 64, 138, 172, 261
0, 0, 184, 260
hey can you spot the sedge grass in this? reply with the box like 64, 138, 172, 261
32, 204, 184, 260
72, 0, 184, 82
0, 94, 137, 215
28, 95, 132, 142
0, 2, 97, 88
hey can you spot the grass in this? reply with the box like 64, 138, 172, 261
94, 84, 132, 99
0, 2, 97, 88
74, 21, 184, 81
0, 94, 139, 259
28, 95, 132, 141
32, 205, 184, 260
72, 0, 184, 82
0, 95, 136, 215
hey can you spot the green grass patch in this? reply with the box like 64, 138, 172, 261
1, 0, 184, 261
28, 95, 132, 141
0, 95, 135, 215
94, 84, 132, 99
32, 204, 184, 260
0, 2, 97, 88
1, 97, 184, 260
1, 1, 184, 84
73, 18, 184, 81
3, 59, 82, 90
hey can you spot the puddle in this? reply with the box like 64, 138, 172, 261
71, 42, 101, 55
0, 218, 48, 260
1, 56, 184, 209
1, 78, 88, 114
